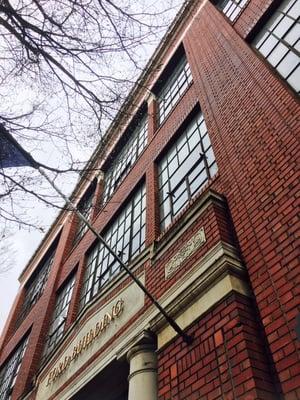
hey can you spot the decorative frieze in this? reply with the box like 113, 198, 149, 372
165, 227, 206, 279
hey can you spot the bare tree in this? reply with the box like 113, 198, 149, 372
0, 227, 16, 273
0, 0, 182, 232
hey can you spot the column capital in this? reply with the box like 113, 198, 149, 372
127, 342, 156, 363
127, 331, 158, 400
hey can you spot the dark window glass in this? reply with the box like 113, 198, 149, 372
80, 185, 146, 309
42, 275, 75, 362
253, 0, 300, 94
16, 250, 55, 327
214, 0, 248, 21
102, 117, 147, 204
0, 336, 28, 400
158, 112, 217, 231
74, 189, 95, 244
157, 56, 192, 125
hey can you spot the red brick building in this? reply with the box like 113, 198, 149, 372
0, 0, 299, 399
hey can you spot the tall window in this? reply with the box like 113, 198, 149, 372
42, 275, 75, 362
213, 0, 248, 21
74, 186, 95, 244
253, 0, 299, 94
80, 185, 146, 309
0, 336, 28, 400
156, 55, 192, 125
16, 249, 55, 327
158, 112, 217, 231
102, 116, 147, 204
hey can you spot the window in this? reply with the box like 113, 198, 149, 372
74, 186, 95, 244
214, 0, 248, 21
80, 185, 146, 309
253, 0, 300, 94
16, 249, 55, 327
158, 112, 217, 231
102, 116, 147, 204
156, 55, 192, 125
0, 336, 28, 400
42, 275, 75, 362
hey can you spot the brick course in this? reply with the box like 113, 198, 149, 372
0, 0, 299, 399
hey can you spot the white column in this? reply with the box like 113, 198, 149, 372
127, 342, 158, 400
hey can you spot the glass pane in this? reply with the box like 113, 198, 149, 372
160, 199, 171, 219
199, 120, 207, 137
178, 143, 189, 164
173, 190, 189, 215
267, 12, 284, 31
267, 42, 289, 66
287, 65, 300, 91
279, 0, 295, 12
287, 2, 300, 18
273, 16, 294, 38
168, 155, 179, 172
277, 50, 299, 77
224, 1, 233, 13
188, 129, 201, 151
230, 7, 240, 21
253, 31, 269, 49
161, 215, 172, 231
131, 234, 140, 255
259, 35, 278, 56
202, 134, 211, 151
284, 23, 300, 46
209, 163, 218, 177
159, 183, 170, 202
189, 169, 207, 196
206, 147, 216, 165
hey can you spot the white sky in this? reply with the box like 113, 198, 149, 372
0, 227, 48, 335
0, 0, 184, 337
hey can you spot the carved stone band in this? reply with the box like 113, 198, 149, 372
165, 227, 206, 279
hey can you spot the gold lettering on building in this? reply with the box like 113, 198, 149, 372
46, 299, 124, 386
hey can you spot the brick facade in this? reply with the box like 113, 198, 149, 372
0, 1, 299, 399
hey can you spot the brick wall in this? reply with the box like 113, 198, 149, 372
184, 1, 300, 397
158, 292, 280, 400
0, 0, 299, 399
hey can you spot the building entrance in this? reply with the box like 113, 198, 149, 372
70, 359, 128, 400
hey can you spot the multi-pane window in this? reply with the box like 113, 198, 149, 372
214, 0, 248, 21
42, 275, 75, 362
0, 336, 28, 400
80, 185, 146, 309
16, 250, 55, 327
102, 117, 147, 204
253, 0, 300, 94
74, 189, 94, 244
157, 56, 192, 125
158, 112, 217, 231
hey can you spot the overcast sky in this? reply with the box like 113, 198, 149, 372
0, 0, 184, 337
0, 227, 49, 335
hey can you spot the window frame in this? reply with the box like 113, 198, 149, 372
102, 113, 148, 205
15, 248, 56, 328
213, 0, 248, 22
157, 109, 218, 231
0, 336, 29, 400
80, 184, 146, 310
155, 53, 193, 126
73, 183, 96, 245
41, 274, 76, 363
251, 0, 300, 94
